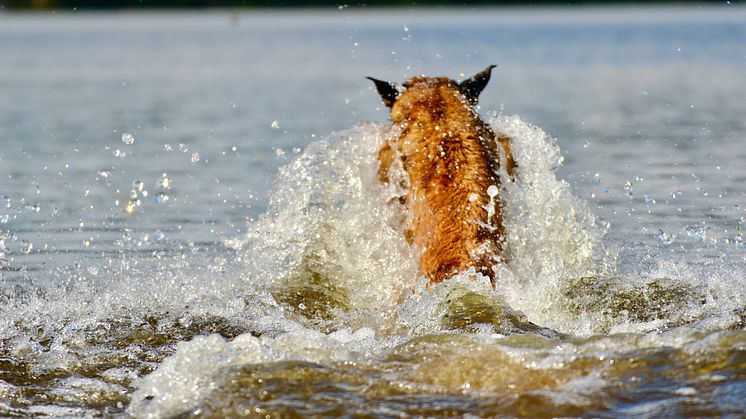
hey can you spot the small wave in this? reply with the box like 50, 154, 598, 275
2, 115, 745, 417
126, 115, 746, 417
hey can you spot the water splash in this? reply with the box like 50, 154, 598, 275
3, 117, 745, 418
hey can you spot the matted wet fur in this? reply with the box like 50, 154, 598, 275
368, 66, 516, 285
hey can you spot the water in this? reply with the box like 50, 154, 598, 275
1, 6, 745, 417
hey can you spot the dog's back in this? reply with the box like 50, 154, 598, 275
370, 67, 515, 284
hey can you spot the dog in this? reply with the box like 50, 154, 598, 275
368, 66, 516, 285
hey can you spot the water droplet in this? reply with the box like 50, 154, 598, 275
21, 241, 33, 254
121, 132, 135, 145
275, 148, 286, 158
271, 120, 281, 129
164, 144, 173, 151
125, 199, 140, 215
133, 180, 144, 192
160, 173, 171, 189
685, 224, 708, 241
624, 181, 634, 198
487, 185, 499, 198
179, 143, 189, 152
155, 192, 169, 204
191, 152, 200, 163
98, 170, 111, 179
0, 214, 9, 224
656, 229, 673, 245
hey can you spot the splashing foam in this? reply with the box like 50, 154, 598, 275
232, 123, 417, 332
3, 115, 736, 417
129, 115, 614, 416
490, 114, 611, 334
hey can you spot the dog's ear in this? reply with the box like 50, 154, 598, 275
366, 77, 400, 108
459, 65, 497, 105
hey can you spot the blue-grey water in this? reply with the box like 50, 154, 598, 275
1, 6, 745, 417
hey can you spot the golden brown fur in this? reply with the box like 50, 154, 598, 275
374, 73, 515, 285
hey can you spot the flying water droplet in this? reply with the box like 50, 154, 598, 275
160, 173, 170, 189
656, 229, 673, 245
155, 192, 169, 204
191, 152, 200, 163
125, 199, 141, 215
624, 181, 634, 198
133, 180, 144, 192
685, 224, 708, 241
121, 133, 135, 145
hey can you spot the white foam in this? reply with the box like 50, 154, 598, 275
128, 114, 746, 414
128, 326, 401, 418
235, 123, 417, 331
5, 115, 745, 416
488, 114, 612, 333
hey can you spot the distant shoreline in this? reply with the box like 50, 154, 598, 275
1, 0, 742, 12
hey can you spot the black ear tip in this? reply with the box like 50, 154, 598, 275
367, 76, 400, 108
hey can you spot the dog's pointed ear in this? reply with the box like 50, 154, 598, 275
366, 76, 400, 108
459, 65, 497, 105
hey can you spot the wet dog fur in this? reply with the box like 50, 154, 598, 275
368, 66, 515, 285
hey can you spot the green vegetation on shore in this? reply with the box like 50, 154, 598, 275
1, 0, 741, 11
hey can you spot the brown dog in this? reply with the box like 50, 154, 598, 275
368, 66, 515, 285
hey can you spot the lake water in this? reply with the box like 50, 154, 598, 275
1, 6, 745, 417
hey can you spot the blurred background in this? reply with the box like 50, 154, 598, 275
0, 0, 736, 10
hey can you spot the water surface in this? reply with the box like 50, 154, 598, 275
1, 6, 745, 417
